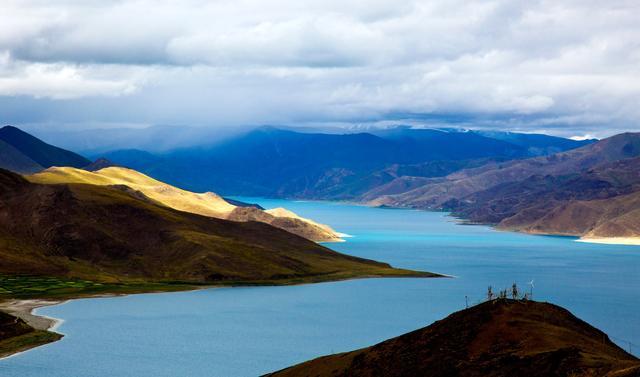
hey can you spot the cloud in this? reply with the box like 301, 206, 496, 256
0, 0, 638, 136
0, 52, 138, 99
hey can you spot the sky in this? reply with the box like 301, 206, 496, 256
0, 0, 639, 138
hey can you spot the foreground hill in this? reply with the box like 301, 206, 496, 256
28, 166, 342, 242
0, 126, 90, 173
103, 127, 590, 198
267, 300, 640, 377
0, 169, 435, 283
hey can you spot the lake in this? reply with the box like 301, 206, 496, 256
1, 198, 638, 376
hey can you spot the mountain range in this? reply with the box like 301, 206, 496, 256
103, 126, 592, 197
267, 299, 640, 377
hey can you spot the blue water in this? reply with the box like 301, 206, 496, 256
1, 199, 639, 376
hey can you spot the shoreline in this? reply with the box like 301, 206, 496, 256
577, 237, 640, 246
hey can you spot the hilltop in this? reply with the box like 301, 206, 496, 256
267, 299, 640, 377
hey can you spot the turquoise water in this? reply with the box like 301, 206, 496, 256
1, 199, 638, 376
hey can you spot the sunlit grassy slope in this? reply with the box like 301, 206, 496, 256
29, 166, 235, 216
29, 167, 341, 242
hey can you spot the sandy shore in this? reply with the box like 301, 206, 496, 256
577, 237, 640, 246
0, 299, 64, 331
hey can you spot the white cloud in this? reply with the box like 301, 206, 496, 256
0, 0, 638, 136
0, 52, 138, 99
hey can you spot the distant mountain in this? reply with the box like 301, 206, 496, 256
445, 156, 640, 223
104, 127, 591, 198
371, 133, 640, 243
0, 126, 90, 173
29, 166, 343, 242
267, 299, 640, 377
0, 168, 433, 283
369, 127, 530, 159
492, 158, 640, 241
372, 133, 640, 208
501, 190, 640, 242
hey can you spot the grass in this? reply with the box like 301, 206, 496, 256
0, 275, 103, 296
0, 268, 439, 300
0, 274, 204, 300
